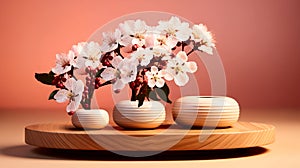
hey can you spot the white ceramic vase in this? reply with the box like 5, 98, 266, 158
113, 100, 166, 129
71, 109, 109, 129
172, 96, 240, 128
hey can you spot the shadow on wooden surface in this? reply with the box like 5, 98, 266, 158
1, 145, 269, 161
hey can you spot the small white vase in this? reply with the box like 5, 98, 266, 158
113, 100, 166, 129
71, 109, 109, 129
172, 96, 240, 128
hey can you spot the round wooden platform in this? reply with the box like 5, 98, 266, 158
25, 122, 275, 151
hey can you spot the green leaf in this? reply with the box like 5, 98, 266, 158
35, 72, 55, 85
149, 90, 160, 101
48, 90, 59, 100
95, 68, 105, 77
155, 84, 172, 103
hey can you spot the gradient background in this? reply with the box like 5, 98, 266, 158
0, 0, 299, 112
1, 0, 300, 167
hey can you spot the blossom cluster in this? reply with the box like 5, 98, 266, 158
35, 16, 215, 113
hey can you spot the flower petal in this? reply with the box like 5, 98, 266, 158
72, 42, 86, 56
67, 50, 77, 68
66, 94, 82, 112
91, 61, 100, 69
145, 71, 152, 77
113, 79, 125, 91
198, 45, 213, 55
64, 78, 76, 91
148, 79, 156, 88
111, 56, 123, 68
158, 69, 166, 77
54, 89, 69, 103
174, 72, 189, 86
119, 35, 132, 46
74, 94, 82, 108
176, 51, 188, 62
52, 53, 73, 75
132, 38, 145, 47
85, 60, 92, 68
52, 65, 69, 75
186, 61, 198, 73
150, 66, 158, 74
164, 71, 174, 81
118, 58, 138, 83
74, 80, 84, 94
156, 78, 165, 88
76, 57, 86, 69
165, 36, 178, 49
66, 100, 76, 112
101, 67, 117, 81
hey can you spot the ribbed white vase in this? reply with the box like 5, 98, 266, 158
113, 100, 166, 129
72, 109, 109, 129
172, 96, 240, 128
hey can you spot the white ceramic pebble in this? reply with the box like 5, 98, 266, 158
113, 100, 166, 129
172, 96, 240, 128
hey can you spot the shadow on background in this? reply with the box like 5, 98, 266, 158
1, 145, 269, 161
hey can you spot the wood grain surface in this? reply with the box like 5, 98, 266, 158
25, 122, 275, 151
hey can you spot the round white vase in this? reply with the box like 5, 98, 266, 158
172, 96, 240, 128
113, 100, 166, 129
71, 109, 109, 129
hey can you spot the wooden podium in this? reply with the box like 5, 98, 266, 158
25, 121, 275, 151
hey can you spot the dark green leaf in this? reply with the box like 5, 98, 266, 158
95, 68, 105, 77
35, 72, 55, 85
149, 90, 160, 101
131, 89, 137, 101
137, 94, 145, 107
49, 71, 55, 75
161, 83, 170, 95
156, 84, 172, 103
145, 85, 151, 101
48, 90, 59, 100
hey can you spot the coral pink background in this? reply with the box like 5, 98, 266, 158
0, 0, 299, 111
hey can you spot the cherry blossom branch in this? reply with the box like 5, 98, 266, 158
187, 49, 195, 56
99, 80, 112, 87
86, 86, 94, 109
115, 44, 124, 59
68, 67, 76, 80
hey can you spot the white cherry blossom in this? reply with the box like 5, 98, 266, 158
152, 46, 172, 68
119, 58, 138, 83
54, 78, 84, 112
164, 51, 197, 86
101, 56, 137, 91
71, 42, 86, 56
101, 29, 127, 52
152, 46, 171, 59
191, 24, 215, 55
154, 35, 177, 50
130, 48, 153, 66
75, 41, 103, 69
156, 16, 192, 42
142, 28, 157, 48
119, 20, 149, 47
52, 50, 77, 75
146, 66, 165, 88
